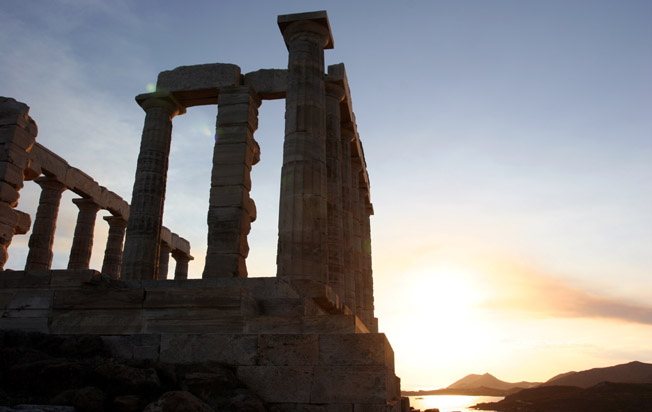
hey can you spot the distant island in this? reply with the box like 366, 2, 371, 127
403, 361, 652, 412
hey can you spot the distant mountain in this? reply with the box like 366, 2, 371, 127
544, 361, 652, 388
448, 373, 540, 391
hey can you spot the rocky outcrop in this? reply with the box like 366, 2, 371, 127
0, 330, 266, 412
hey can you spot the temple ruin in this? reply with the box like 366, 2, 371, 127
0, 11, 406, 411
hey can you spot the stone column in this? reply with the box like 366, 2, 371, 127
350, 161, 364, 317
172, 250, 192, 280
340, 126, 356, 312
67, 198, 100, 270
25, 176, 66, 270
276, 11, 334, 284
361, 201, 377, 332
325, 83, 346, 302
121, 93, 185, 280
101, 215, 127, 279
0, 98, 37, 269
203, 86, 261, 278
158, 242, 171, 280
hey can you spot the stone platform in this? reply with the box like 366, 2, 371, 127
0, 270, 405, 411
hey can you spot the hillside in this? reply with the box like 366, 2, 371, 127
448, 373, 539, 391
544, 361, 652, 388
473, 382, 652, 412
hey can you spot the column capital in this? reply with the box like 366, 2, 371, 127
72, 197, 100, 212
34, 175, 66, 192
104, 215, 127, 227
340, 124, 356, 140
325, 83, 346, 102
135, 92, 186, 117
172, 249, 194, 263
278, 11, 334, 50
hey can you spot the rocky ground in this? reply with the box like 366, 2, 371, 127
0, 330, 267, 412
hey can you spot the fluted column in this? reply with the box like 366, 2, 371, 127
350, 161, 364, 317
158, 243, 171, 280
361, 201, 377, 332
277, 12, 334, 284
203, 86, 261, 278
67, 198, 100, 270
325, 83, 346, 302
340, 126, 356, 312
25, 176, 66, 270
121, 93, 185, 280
172, 250, 192, 280
101, 215, 127, 279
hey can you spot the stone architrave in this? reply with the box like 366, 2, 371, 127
121, 93, 185, 280
276, 11, 334, 285
0, 97, 37, 269
325, 83, 346, 302
25, 176, 66, 270
203, 86, 261, 278
172, 250, 193, 280
158, 242, 172, 280
101, 215, 127, 279
340, 126, 356, 313
67, 198, 100, 270
350, 161, 364, 318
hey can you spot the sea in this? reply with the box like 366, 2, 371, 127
407, 394, 502, 412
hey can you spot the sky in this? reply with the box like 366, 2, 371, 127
2, 0, 651, 389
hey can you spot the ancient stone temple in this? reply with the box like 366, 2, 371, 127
0, 11, 406, 412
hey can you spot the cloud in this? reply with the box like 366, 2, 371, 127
481, 261, 652, 326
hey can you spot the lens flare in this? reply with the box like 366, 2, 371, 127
146, 83, 156, 93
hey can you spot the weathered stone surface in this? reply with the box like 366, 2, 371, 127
243, 69, 288, 100
0, 97, 38, 133
4, 290, 53, 318
102, 334, 161, 360
157, 63, 241, 92
237, 365, 313, 403
318, 334, 392, 367
310, 365, 388, 404
160, 334, 258, 365
53, 289, 144, 309
50, 309, 145, 335
257, 334, 319, 366
246, 315, 364, 334
143, 391, 214, 412
49, 270, 97, 288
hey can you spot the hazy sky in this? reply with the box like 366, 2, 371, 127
2, 0, 651, 388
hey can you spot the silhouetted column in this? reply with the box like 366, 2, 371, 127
325, 82, 346, 302
172, 250, 192, 280
67, 198, 100, 270
276, 11, 334, 284
121, 93, 185, 280
158, 243, 171, 280
25, 176, 66, 270
340, 126, 356, 312
101, 215, 127, 279
203, 86, 261, 278
350, 161, 364, 317
0, 98, 37, 269
361, 201, 377, 332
